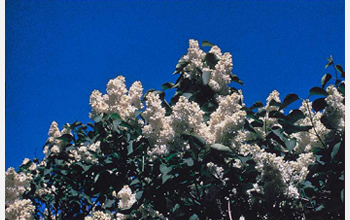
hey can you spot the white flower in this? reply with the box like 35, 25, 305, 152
117, 185, 136, 210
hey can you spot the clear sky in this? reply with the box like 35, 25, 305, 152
5, 0, 344, 169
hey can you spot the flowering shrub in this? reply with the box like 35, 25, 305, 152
6, 40, 344, 220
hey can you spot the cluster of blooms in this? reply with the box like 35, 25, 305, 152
200, 91, 247, 150
182, 39, 234, 95
291, 100, 328, 153
241, 143, 315, 199
43, 121, 71, 156
5, 167, 35, 220
68, 141, 102, 165
143, 91, 248, 158
116, 185, 137, 210
206, 162, 226, 183
89, 76, 144, 122
323, 85, 345, 131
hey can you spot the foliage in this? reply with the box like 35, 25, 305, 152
6, 40, 344, 220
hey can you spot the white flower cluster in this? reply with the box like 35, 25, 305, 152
291, 100, 328, 153
5, 168, 35, 220
241, 144, 315, 199
182, 39, 234, 95
200, 92, 247, 150
143, 90, 248, 157
89, 76, 144, 122
206, 162, 225, 182
117, 185, 137, 210
142, 93, 205, 156
68, 141, 101, 165
43, 121, 71, 156
323, 85, 345, 131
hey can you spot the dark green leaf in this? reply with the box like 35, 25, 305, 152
279, 94, 299, 110
202, 40, 215, 47
250, 101, 264, 110
285, 109, 305, 124
335, 64, 345, 78
325, 55, 333, 68
321, 73, 332, 88
211, 144, 232, 152
269, 99, 281, 107
127, 141, 134, 156
103, 199, 115, 208
204, 53, 219, 69
173, 56, 190, 74
338, 82, 345, 95
56, 134, 72, 142
244, 120, 256, 133
285, 138, 296, 152
110, 113, 121, 120
312, 98, 327, 112
279, 121, 312, 134
269, 110, 285, 119
184, 158, 194, 167
202, 71, 211, 85
162, 82, 175, 90
309, 87, 328, 96
189, 214, 199, 220
231, 74, 244, 86
331, 142, 341, 160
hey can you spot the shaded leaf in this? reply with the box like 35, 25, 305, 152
162, 82, 175, 90
184, 158, 194, 167
173, 56, 190, 74
204, 53, 219, 69
321, 73, 332, 88
335, 64, 345, 78
285, 138, 296, 152
338, 82, 345, 95
202, 40, 215, 47
211, 143, 232, 152
312, 98, 327, 112
325, 55, 333, 68
202, 71, 211, 85
309, 87, 328, 96
285, 109, 305, 124
231, 74, 244, 86
331, 142, 341, 160
279, 120, 312, 134
250, 101, 264, 110
279, 94, 299, 110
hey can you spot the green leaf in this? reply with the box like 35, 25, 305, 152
341, 189, 344, 203
331, 142, 341, 160
56, 134, 72, 142
231, 74, 244, 86
279, 121, 312, 134
269, 110, 285, 119
183, 158, 194, 167
160, 164, 173, 184
269, 99, 281, 107
285, 109, 305, 124
338, 82, 345, 95
103, 199, 115, 208
244, 120, 256, 133
136, 191, 143, 200
312, 98, 327, 112
335, 64, 345, 78
325, 55, 333, 68
321, 73, 332, 88
279, 94, 299, 110
250, 101, 264, 110
211, 143, 232, 152
127, 141, 134, 156
204, 53, 219, 69
173, 56, 190, 74
202, 70, 211, 85
162, 82, 175, 90
309, 87, 328, 96
285, 138, 296, 152
189, 214, 199, 220
315, 204, 325, 212
202, 40, 215, 47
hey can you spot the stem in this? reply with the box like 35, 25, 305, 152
227, 200, 233, 220
305, 99, 326, 148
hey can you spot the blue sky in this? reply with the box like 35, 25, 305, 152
6, 0, 344, 169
